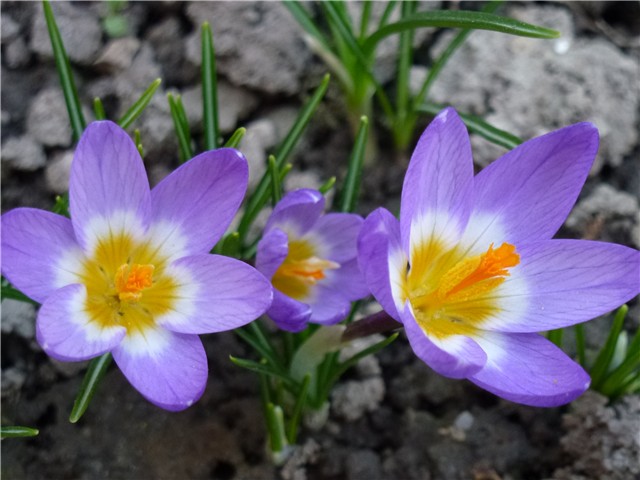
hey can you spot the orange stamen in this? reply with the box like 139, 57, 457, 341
277, 257, 339, 285
115, 263, 155, 302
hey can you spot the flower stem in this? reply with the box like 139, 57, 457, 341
342, 310, 403, 343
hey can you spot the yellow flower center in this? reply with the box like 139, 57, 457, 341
407, 242, 520, 338
79, 231, 178, 334
272, 239, 339, 300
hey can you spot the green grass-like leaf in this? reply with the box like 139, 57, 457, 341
93, 97, 106, 120
338, 116, 368, 213
237, 74, 331, 242
418, 103, 523, 149
118, 78, 162, 129
268, 155, 282, 206
1, 426, 39, 438
167, 93, 193, 162
69, 353, 112, 423
286, 374, 311, 444
363, 10, 560, 54
43, 0, 86, 141
201, 22, 220, 150
230, 356, 299, 389
223, 127, 246, 148
590, 305, 628, 389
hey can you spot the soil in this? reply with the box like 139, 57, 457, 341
2, 2, 639, 479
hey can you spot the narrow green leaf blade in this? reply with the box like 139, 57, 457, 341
590, 305, 628, 388
286, 374, 311, 444
319, 176, 336, 195
1, 277, 39, 305
93, 97, 106, 120
229, 356, 299, 389
223, 127, 246, 148
42, 0, 86, 141
364, 10, 560, 53
118, 78, 162, 129
1, 426, 39, 438
201, 22, 220, 150
237, 74, 331, 241
417, 103, 523, 149
69, 353, 112, 423
268, 155, 282, 206
167, 93, 193, 162
339, 116, 368, 213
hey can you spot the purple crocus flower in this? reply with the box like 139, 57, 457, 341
358, 108, 640, 407
1, 121, 273, 411
256, 189, 369, 332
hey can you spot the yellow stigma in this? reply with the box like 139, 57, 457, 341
272, 240, 340, 300
409, 242, 520, 338
114, 263, 155, 302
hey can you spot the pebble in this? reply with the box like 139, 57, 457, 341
93, 37, 141, 73
45, 150, 74, 194
1, 299, 36, 339
331, 377, 385, 422
26, 88, 73, 147
2, 135, 46, 171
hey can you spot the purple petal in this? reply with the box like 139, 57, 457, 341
307, 213, 363, 263
112, 328, 207, 411
267, 290, 311, 332
400, 108, 474, 254
150, 148, 248, 259
482, 240, 640, 333
469, 331, 591, 407
265, 189, 324, 236
402, 304, 487, 379
156, 254, 273, 335
1, 208, 85, 303
307, 285, 352, 325
470, 123, 598, 245
323, 258, 370, 301
36, 284, 126, 361
70, 121, 151, 252
358, 208, 406, 321
255, 228, 289, 280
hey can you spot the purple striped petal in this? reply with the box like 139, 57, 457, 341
307, 285, 352, 325
358, 208, 406, 322
150, 148, 248, 259
402, 304, 487, 379
470, 123, 598, 245
36, 284, 126, 361
267, 290, 311, 332
156, 254, 272, 335
255, 228, 289, 280
265, 189, 324, 236
70, 121, 151, 252
112, 328, 207, 411
481, 240, 640, 333
400, 108, 474, 254
322, 258, 369, 302
1, 208, 84, 303
307, 213, 363, 262
469, 331, 591, 407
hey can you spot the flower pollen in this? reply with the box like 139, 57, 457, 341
115, 263, 155, 302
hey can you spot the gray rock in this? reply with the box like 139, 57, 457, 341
2, 135, 46, 171
345, 449, 384, 480
4, 36, 31, 69
331, 377, 385, 422
185, 2, 311, 95
146, 16, 197, 86
1, 299, 36, 339
428, 4, 638, 172
280, 439, 320, 480
45, 150, 74, 194
553, 391, 640, 480
113, 44, 163, 105
1, 367, 27, 398
181, 81, 258, 136
1, 14, 20, 43
239, 118, 278, 189
26, 87, 73, 147
30, 1, 102, 66
566, 184, 640, 247
93, 37, 140, 73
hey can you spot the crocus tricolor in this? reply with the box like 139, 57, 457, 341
358, 108, 640, 406
256, 189, 368, 332
1, 121, 273, 411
